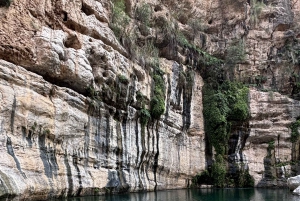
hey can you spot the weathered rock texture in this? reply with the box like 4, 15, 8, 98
246, 89, 300, 187
0, 0, 206, 199
0, 0, 300, 199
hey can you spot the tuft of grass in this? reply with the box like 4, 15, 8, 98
135, 3, 152, 26
111, 0, 130, 40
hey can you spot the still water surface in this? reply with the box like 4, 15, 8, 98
55, 188, 299, 201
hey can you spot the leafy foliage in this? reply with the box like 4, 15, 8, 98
111, 0, 130, 39
139, 40, 160, 67
150, 68, 165, 119
135, 3, 152, 26
267, 140, 275, 152
86, 85, 101, 101
192, 170, 212, 186
203, 81, 249, 156
222, 82, 249, 121
250, 0, 265, 27
235, 169, 255, 187
290, 118, 300, 142
118, 74, 129, 85
140, 108, 151, 126
211, 154, 227, 187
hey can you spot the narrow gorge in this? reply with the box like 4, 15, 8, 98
0, 0, 300, 200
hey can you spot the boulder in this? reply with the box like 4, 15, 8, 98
293, 186, 300, 196
287, 175, 300, 191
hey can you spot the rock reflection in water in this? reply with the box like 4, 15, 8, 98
52, 188, 300, 201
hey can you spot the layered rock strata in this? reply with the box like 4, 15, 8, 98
246, 89, 300, 187
0, 0, 300, 199
0, 58, 205, 199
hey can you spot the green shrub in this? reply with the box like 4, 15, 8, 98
244, 171, 255, 187
150, 96, 165, 119
211, 154, 226, 187
139, 40, 159, 67
250, 0, 265, 26
192, 170, 212, 185
140, 108, 151, 126
135, 3, 152, 26
203, 81, 249, 156
222, 81, 249, 121
111, 0, 130, 39
267, 140, 275, 151
235, 169, 255, 187
150, 68, 165, 119
86, 85, 102, 102
290, 119, 300, 142
118, 74, 129, 85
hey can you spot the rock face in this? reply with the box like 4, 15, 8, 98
246, 89, 300, 187
0, 0, 207, 199
0, 0, 300, 199
0, 58, 205, 199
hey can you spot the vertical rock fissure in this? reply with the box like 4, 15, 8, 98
6, 137, 26, 179
38, 132, 54, 196
116, 119, 123, 189
105, 113, 111, 168
134, 119, 142, 189
10, 96, 16, 134
144, 124, 151, 183
84, 115, 90, 168
182, 70, 194, 131
72, 155, 83, 196
95, 108, 102, 169
122, 119, 128, 170
138, 120, 147, 190
64, 151, 73, 196
153, 121, 160, 190
164, 75, 171, 120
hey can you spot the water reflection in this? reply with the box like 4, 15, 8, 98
51, 188, 299, 201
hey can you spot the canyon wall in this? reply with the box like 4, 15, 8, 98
0, 0, 206, 199
0, 0, 300, 199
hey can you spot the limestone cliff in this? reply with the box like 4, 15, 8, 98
0, 0, 205, 199
0, 0, 300, 199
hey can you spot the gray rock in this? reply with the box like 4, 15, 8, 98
288, 175, 300, 191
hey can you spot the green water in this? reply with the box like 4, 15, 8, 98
54, 188, 299, 201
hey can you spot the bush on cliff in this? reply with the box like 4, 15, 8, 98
150, 68, 166, 120
290, 118, 300, 142
211, 154, 227, 187
111, 0, 130, 39
203, 81, 249, 156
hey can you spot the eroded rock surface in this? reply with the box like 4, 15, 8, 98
0, 0, 300, 199
0, 57, 204, 199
